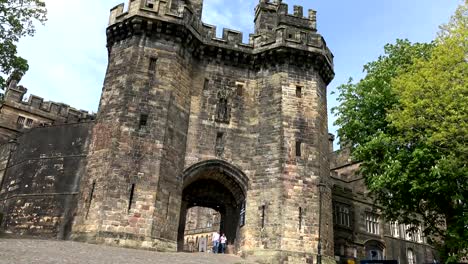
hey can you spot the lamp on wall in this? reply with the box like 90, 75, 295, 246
317, 181, 327, 264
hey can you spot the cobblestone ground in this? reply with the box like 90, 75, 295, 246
0, 239, 253, 264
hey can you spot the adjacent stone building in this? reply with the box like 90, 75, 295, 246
0, 0, 443, 263
329, 146, 439, 264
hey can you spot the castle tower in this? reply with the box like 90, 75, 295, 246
72, 0, 335, 263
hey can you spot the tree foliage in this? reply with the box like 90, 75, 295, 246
0, 0, 47, 88
333, 2, 467, 262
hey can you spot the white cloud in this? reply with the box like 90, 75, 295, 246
17, 0, 124, 112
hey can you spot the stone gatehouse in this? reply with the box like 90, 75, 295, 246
0, 1, 440, 264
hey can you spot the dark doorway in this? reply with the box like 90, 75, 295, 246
177, 160, 248, 254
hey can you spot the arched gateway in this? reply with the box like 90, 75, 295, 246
177, 160, 249, 252
70, 0, 335, 263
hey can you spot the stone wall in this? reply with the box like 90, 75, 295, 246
71, 1, 335, 263
71, 33, 193, 252
0, 82, 94, 143
0, 122, 92, 239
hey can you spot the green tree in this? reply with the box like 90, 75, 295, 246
0, 0, 47, 89
333, 3, 467, 262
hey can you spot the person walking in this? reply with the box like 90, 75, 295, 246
220, 233, 227, 254
211, 231, 220, 254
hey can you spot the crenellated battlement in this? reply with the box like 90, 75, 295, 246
255, 0, 317, 30
3, 82, 95, 123
106, 0, 333, 83
107, 0, 333, 74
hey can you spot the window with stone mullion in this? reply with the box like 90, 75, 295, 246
366, 213, 380, 235
333, 203, 350, 227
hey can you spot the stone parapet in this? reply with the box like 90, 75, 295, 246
3, 86, 94, 123
106, 0, 334, 84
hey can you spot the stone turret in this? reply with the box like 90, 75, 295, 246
254, 0, 317, 35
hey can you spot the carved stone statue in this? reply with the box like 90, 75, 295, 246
215, 88, 231, 123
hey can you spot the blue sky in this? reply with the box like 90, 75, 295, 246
17, 0, 461, 149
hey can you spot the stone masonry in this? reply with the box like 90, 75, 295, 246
0, 75, 94, 143
69, 0, 335, 263
0, 1, 446, 263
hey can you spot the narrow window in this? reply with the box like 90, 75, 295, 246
239, 201, 246, 227
17, 116, 25, 126
167, 127, 174, 145
298, 207, 303, 231
261, 205, 266, 228
165, 192, 171, 219
407, 249, 415, 264
289, 34, 293, 39
149, 57, 157, 72
296, 85, 302, 98
296, 141, 302, 157
390, 221, 400, 238
236, 84, 243, 96
215, 132, 224, 156
85, 180, 96, 219
139, 114, 148, 129
203, 78, 209, 90
365, 212, 380, 234
128, 183, 135, 212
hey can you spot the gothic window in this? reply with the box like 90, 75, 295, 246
390, 221, 400, 238
407, 249, 416, 264
25, 118, 33, 127
414, 226, 423, 243
365, 212, 380, 235
334, 203, 351, 227
17, 116, 25, 126
365, 241, 384, 260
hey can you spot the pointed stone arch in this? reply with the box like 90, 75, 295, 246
177, 159, 249, 252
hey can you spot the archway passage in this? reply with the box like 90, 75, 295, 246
177, 160, 248, 253
183, 206, 221, 252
